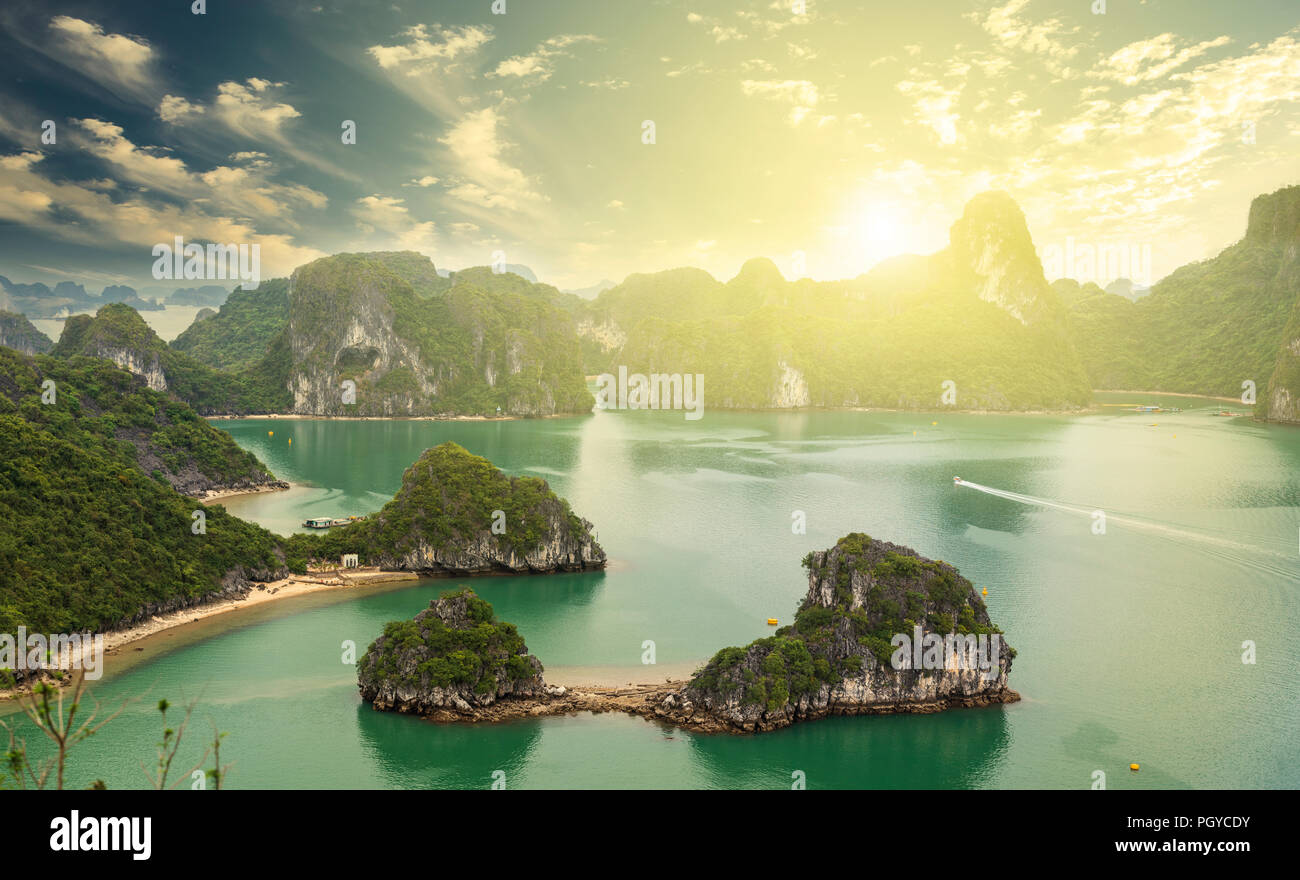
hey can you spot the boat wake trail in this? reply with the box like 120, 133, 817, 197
954, 479, 1296, 581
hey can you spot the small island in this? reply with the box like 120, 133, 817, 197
357, 534, 1019, 733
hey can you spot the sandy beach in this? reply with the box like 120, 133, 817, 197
100, 567, 419, 656
0, 567, 420, 700
192, 482, 292, 503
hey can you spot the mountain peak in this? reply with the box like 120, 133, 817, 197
945, 190, 1053, 325
1245, 184, 1300, 246
730, 257, 785, 286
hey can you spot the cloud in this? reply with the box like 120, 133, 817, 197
0, 148, 325, 277
48, 16, 155, 98
1091, 33, 1232, 85
896, 78, 965, 145
740, 79, 822, 125
404, 176, 440, 187
686, 13, 746, 44
212, 79, 301, 138
967, 0, 1081, 76
438, 107, 544, 212
581, 77, 631, 90
73, 119, 326, 222
353, 195, 437, 251
158, 94, 204, 122
488, 34, 599, 83
367, 24, 493, 74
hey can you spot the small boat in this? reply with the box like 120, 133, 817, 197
329, 518, 350, 527
953, 476, 963, 485
303, 517, 333, 529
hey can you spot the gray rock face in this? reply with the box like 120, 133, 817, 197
371, 521, 606, 575
358, 591, 546, 714
944, 190, 1060, 326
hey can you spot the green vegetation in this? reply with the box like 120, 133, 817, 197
53, 303, 290, 414
283, 252, 592, 416
579, 198, 1093, 411
359, 588, 540, 695
0, 347, 276, 490
0, 310, 53, 355
0, 347, 287, 632
688, 533, 1009, 713
287, 441, 593, 566
1067, 185, 1300, 400
170, 279, 290, 372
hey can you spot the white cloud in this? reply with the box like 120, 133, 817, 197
368, 24, 493, 74
488, 34, 599, 83
438, 107, 544, 212
157, 94, 204, 122
48, 16, 155, 98
740, 79, 821, 125
1091, 33, 1232, 85
354, 195, 437, 250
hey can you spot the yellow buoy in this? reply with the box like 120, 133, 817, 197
1130, 763, 1140, 771
931, 421, 938, 426
288, 438, 292, 445
982, 588, 988, 596
268, 430, 274, 437
767, 618, 778, 626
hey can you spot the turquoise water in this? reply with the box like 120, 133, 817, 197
10, 396, 1300, 789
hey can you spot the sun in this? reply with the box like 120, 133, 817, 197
852, 202, 909, 268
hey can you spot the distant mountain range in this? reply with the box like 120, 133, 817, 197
576, 191, 1092, 410
1065, 184, 1300, 419
0, 276, 233, 318
5, 186, 1300, 423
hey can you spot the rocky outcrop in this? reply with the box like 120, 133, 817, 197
358, 589, 547, 714
322, 441, 606, 575
943, 190, 1063, 326
372, 527, 605, 575
282, 252, 592, 417
1258, 185, 1300, 423
653, 534, 1018, 732
0, 310, 53, 355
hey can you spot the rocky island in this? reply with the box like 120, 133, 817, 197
358, 534, 1017, 732
294, 441, 606, 575
358, 588, 551, 716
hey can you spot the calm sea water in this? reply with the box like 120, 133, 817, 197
10, 395, 1300, 789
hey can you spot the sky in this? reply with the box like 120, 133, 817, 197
0, 0, 1297, 294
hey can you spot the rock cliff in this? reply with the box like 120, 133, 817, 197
0, 310, 53, 355
280, 252, 592, 416
1259, 185, 1300, 423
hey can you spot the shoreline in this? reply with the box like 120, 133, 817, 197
99, 568, 419, 656
382, 683, 1023, 734
192, 481, 292, 503
1092, 389, 1242, 403
203, 412, 584, 422
0, 567, 421, 701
